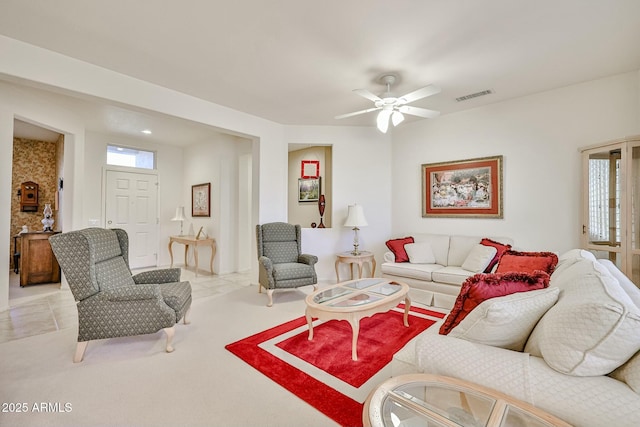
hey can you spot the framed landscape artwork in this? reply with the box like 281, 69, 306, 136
422, 155, 503, 218
298, 177, 321, 202
192, 182, 211, 217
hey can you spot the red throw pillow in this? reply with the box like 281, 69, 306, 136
495, 250, 558, 274
480, 238, 512, 273
385, 237, 414, 263
439, 270, 550, 335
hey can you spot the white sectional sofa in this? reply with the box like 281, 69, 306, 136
391, 249, 640, 427
381, 234, 513, 309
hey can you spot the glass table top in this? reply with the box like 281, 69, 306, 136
382, 382, 494, 427
366, 376, 571, 427
312, 279, 403, 307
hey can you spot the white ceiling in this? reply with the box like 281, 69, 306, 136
2, 0, 640, 140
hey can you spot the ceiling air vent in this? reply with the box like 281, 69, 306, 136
455, 89, 494, 102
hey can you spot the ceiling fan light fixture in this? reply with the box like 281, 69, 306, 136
392, 111, 405, 127
376, 109, 392, 133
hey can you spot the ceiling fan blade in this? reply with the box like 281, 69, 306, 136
397, 84, 441, 104
353, 89, 382, 102
398, 105, 440, 119
334, 107, 381, 120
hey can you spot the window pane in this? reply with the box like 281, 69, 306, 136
588, 150, 620, 246
107, 145, 155, 169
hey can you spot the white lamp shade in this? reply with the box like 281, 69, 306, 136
392, 111, 405, 126
171, 206, 186, 221
376, 109, 392, 133
344, 204, 368, 227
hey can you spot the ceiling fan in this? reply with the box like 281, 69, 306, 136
335, 75, 441, 133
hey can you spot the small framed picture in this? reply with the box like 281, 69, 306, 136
192, 183, 211, 217
298, 177, 321, 202
301, 160, 320, 178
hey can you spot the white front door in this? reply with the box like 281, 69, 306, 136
105, 170, 159, 269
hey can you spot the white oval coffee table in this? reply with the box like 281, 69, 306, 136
305, 278, 411, 361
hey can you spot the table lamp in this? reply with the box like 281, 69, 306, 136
171, 206, 186, 235
344, 203, 368, 255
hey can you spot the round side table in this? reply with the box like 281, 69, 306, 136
335, 251, 376, 282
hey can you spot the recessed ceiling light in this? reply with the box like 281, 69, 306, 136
141, 129, 152, 135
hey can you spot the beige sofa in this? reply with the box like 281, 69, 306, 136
391, 249, 640, 427
381, 234, 513, 309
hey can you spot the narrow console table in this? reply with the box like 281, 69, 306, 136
168, 235, 216, 276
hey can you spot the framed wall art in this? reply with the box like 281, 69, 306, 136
192, 182, 211, 217
298, 177, 321, 202
301, 160, 320, 178
422, 155, 503, 218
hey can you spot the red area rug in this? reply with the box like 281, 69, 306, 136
225, 305, 445, 427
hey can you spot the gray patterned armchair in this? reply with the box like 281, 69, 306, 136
256, 222, 318, 306
49, 228, 192, 362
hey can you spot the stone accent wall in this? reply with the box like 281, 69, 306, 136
10, 137, 60, 269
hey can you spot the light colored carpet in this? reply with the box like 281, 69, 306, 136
8, 271, 61, 303
0, 285, 340, 427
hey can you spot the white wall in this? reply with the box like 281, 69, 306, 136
284, 126, 392, 281
1, 34, 639, 310
182, 135, 252, 275
0, 81, 87, 311
391, 71, 640, 253
83, 131, 185, 266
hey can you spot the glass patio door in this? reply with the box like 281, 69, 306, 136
627, 142, 640, 285
582, 136, 640, 286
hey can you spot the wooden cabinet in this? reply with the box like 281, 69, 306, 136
19, 232, 60, 287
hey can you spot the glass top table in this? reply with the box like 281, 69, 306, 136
363, 374, 572, 427
305, 278, 411, 361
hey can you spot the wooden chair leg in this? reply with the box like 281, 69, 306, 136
258, 283, 262, 293
163, 326, 175, 353
267, 289, 274, 307
74, 341, 89, 363
183, 307, 192, 325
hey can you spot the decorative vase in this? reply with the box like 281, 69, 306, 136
317, 195, 326, 228
42, 203, 54, 232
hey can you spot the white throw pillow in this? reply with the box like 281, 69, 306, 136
449, 287, 559, 351
461, 244, 497, 273
537, 261, 640, 376
404, 242, 436, 264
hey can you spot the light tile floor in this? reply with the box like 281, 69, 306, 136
0, 268, 253, 344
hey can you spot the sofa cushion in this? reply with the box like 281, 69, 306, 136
440, 270, 550, 334
480, 238, 512, 272
411, 234, 451, 266
431, 266, 474, 286
448, 236, 483, 266
405, 242, 436, 264
535, 260, 640, 376
385, 237, 414, 262
381, 262, 444, 282
495, 250, 558, 274
598, 259, 640, 308
449, 287, 559, 351
551, 249, 597, 281
461, 244, 497, 273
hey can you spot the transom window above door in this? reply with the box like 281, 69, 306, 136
107, 145, 155, 169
